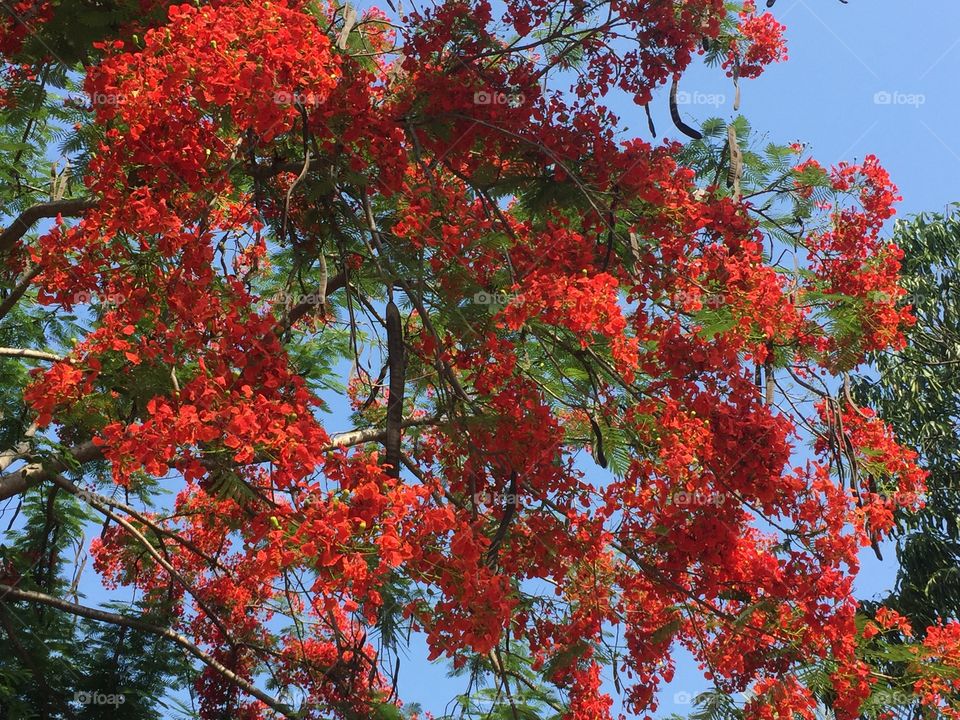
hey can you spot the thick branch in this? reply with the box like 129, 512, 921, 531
0, 422, 37, 473
322, 416, 437, 452
0, 347, 63, 362
0, 198, 96, 254
0, 583, 294, 717
0, 440, 100, 501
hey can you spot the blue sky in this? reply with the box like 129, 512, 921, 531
660, 0, 960, 220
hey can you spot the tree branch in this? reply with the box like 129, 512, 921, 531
322, 416, 438, 452
0, 583, 295, 717
0, 422, 37, 473
0, 347, 63, 362
0, 416, 440, 502
0, 265, 42, 321
0, 440, 100, 501
277, 270, 347, 334
0, 198, 96, 254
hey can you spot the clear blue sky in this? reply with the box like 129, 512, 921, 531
661, 0, 960, 220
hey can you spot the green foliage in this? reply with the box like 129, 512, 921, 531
438, 641, 567, 720
0, 484, 190, 718
853, 211, 960, 630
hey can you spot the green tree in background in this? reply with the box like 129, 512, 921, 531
854, 211, 960, 632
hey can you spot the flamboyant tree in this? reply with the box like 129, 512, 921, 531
0, 0, 957, 718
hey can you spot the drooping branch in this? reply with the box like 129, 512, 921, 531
0, 265, 42, 321
51, 474, 226, 570
48, 474, 237, 643
0, 583, 297, 717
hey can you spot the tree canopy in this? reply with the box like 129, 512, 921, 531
0, 0, 957, 718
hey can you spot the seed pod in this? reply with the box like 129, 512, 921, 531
643, 103, 657, 138
337, 6, 357, 50
726, 123, 742, 199
384, 300, 406, 479
670, 77, 703, 141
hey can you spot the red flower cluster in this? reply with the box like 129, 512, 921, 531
0, 0, 51, 57
726, 1, 789, 79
